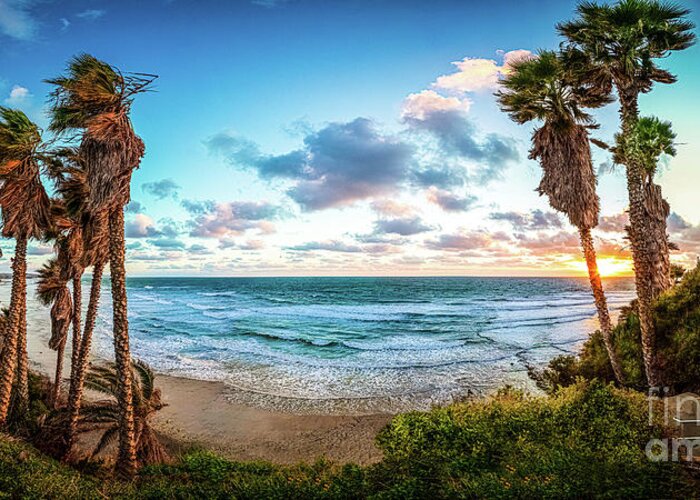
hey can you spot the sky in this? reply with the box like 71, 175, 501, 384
1, 0, 699, 277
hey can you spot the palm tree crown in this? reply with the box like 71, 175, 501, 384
46, 54, 154, 211
557, 0, 695, 95
497, 50, 610, 126
496, 50, 609, 230
615, 116, 676, 179
0, 107, 52, 239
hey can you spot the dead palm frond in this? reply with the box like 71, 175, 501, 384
36, 258, 73, 349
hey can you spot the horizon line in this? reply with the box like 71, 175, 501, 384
119, 273, 634, 279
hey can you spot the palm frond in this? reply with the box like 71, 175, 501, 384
132, 359, 155, 401
36, 258, 64, 306
0, 107, 41, 166
614, 115, 677, 177
92, 425, 119, 458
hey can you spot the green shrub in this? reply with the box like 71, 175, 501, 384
372, 381, 693, 499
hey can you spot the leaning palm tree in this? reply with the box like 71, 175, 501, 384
558, 0, 695, 387
36, 257, 73, 407
614, 117, 677, 293
0, 107, 52, 425
496, 50, 625, 383
47, 149, 110, 457
81, 360, 169, 466
47, 54, 155, 476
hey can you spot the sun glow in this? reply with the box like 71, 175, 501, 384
567, 257, 634, 278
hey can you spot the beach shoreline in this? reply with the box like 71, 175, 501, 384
25, 314, 391, 465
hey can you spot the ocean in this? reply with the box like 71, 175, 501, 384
19, 276, 636, 414
88, 276, 635, 413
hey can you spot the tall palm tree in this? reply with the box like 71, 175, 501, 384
0, 108, 52, 425
47, 149, 110, 457
47, 54, 155, 477
496, 50, 625, 383
36, 257, 73, 407
558, 0, 695, 387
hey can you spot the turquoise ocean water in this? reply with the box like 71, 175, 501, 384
84, 276, 635, 413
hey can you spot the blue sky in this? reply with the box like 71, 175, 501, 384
1, 0, 699, 276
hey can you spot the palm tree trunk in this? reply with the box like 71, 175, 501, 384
69, 276, 82, 385
51, 338, 67, 408
644, 182, 672, 298
65, 261, 104, 455
578, 227, 625, 384
14, 287, 29, 415
109, 208, 137, 478
0, 237, 27, 425
617, 86, 661, 388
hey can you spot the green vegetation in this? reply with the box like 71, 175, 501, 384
1, 380, 696, 498
532, 264, 700, 394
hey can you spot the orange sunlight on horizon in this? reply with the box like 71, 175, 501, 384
566, 257, 634, 278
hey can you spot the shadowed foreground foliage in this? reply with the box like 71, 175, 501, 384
1, 380, 696, 499
532, 264, 700, 394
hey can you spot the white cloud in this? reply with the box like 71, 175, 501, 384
0, 0, 37, 40
125, 214, 159, 238
401, 90, 471, 121
4, 85, 30, 105
433, 49, 532, 93
76, 9, 106, 21
370, 200, 416, 217
502, 49, 533, 72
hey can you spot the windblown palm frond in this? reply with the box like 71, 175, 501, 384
81, 360, 168, 465
0, 107, 41, 166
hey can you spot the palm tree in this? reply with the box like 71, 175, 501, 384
0, 108, 52, 425
81, 360, 169, 466
614, 116, 677, 294
47, 54, 155, 476
47, 149, 110, 457
496, 50, 625, 383
36, 257, 73, 407
558, 0, 695, 387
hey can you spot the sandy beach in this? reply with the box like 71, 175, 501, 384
24, 297, 391, 465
